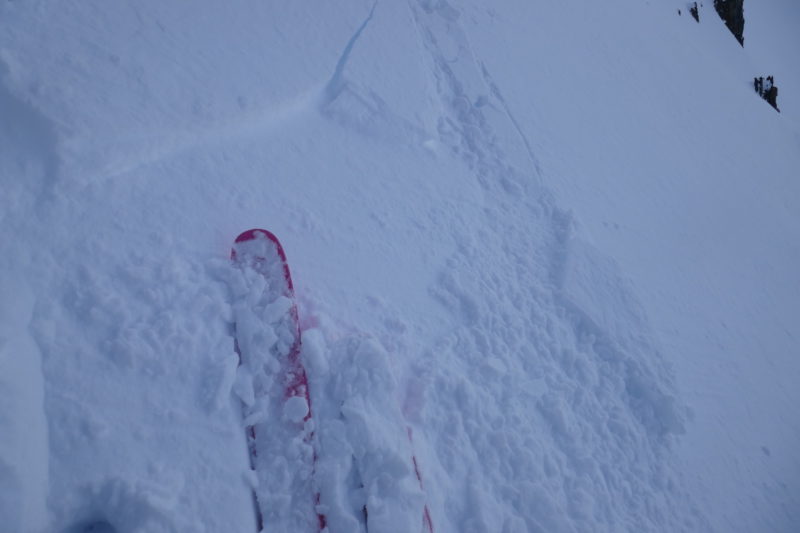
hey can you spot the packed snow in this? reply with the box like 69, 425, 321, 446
1, 1, 798, 532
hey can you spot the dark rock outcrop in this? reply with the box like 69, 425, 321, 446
714, 0, 744, 46
754, 76, 780, 112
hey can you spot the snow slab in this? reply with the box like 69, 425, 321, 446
0, 0, 797, 532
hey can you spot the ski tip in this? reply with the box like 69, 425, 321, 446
234, 228, 279, 245
231, 229, 294, 293
231, 229, 288, 262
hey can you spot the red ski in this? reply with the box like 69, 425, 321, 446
407, 427, 434, 533
231, 229, 324, 532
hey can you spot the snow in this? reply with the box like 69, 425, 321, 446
1, 0, 798, 532
0, 279, 49, 533
312, 335, 427, 533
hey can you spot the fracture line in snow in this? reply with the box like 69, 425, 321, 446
57, 85, 322, 191
478, 62, 543, 177
408, 1, 520, 193
407, 1, 542, 190
65, 2, 381, 187
323, 1, 378, 102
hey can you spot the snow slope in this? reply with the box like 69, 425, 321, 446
1, 1, 797, 532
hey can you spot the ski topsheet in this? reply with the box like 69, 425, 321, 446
230, 229, 324, 532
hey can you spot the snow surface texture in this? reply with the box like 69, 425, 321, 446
1, 1, 798, 532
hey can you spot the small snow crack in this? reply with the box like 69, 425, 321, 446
479, 62, 542, 176
324, 1, 378, 103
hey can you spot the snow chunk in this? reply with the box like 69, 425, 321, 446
301, 328, 329, 378
284, 395, 309, 423
207, 352, 239, 412
263, 296, 293, 324
233, 365, 255, 407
